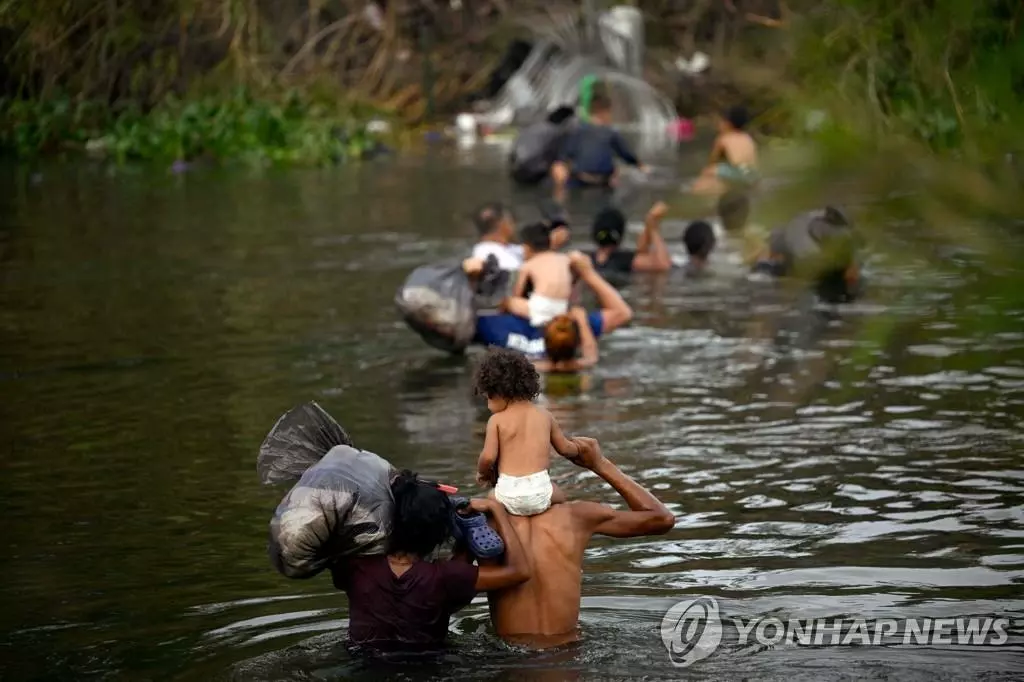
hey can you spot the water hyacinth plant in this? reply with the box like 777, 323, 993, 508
0, 89, 390, 166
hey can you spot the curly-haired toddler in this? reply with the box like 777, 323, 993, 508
472, 348, 581, 516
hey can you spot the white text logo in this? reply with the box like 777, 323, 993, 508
661, 598, 1011, 668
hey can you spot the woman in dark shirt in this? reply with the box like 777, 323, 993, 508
586, 202, 672, 277
331, 470, 530, 651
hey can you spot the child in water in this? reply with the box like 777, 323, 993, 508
692, 105, 759, 196
551, 92, 648, 203
502, 222, 574, 328
474, 348, 582, 515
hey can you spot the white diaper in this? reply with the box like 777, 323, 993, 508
494, 470, 553, 516
527, 294, 569, 327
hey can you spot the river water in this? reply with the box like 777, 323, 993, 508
1, 150, 1023, 681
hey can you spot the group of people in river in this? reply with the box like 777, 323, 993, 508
329, 96, 863, 657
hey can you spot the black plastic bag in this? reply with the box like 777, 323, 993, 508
395, 257, 479, 353
257, 402, 353, 486
269, 444, 396, 579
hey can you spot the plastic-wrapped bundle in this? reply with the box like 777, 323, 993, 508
257, 402, 353, 486
396, 255, 511, 353
258, 403, 397, 579
269, 444, 396, 578
395, 258, 478, 354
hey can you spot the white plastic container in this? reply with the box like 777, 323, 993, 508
455, 113, 477, 135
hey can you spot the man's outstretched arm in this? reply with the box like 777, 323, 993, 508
568, 437, 675, 537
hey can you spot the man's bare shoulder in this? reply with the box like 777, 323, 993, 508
562, 498, 614, 525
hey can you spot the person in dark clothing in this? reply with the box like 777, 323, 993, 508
585, 202, 671, 276
509, 106, 577, 186
331, 470, 530, 651
551, 93, 647, 202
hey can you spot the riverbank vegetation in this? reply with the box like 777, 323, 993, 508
0, 0, 506, 164
0, 90, 391, 165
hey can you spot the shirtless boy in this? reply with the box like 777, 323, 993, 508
692, 105, 759, 196
502, 222, 574, 328
474, 348, 582, 516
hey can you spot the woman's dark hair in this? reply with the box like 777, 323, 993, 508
543, 315, 580, 362
592, 207, 625, 247
520, 222, 552, 251
474, 348, 541, 401
388, 470, 453, 557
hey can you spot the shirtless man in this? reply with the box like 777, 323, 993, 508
692, 105, 759, 196
474, 436, 676, 648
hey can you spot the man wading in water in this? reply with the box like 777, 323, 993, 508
461, 436, 675, 648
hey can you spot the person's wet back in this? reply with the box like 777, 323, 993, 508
479, 436, 675, 648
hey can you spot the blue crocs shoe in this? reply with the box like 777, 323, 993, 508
449, 497, 505, 559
